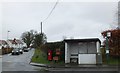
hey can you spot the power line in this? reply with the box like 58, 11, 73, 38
40, 0, 59, 34
42, 0, 59, 22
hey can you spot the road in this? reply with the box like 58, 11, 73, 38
1, 49, 120, 73
2, 49, 41, 72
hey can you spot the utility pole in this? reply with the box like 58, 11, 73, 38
7, 30, 10, 54
7, 31, 10, 40
41, 22, 42, 34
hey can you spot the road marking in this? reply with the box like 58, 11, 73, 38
7, 61, 12, 63
8, 53, 11, 56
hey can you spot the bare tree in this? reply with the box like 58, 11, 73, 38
21, 30, 36, 48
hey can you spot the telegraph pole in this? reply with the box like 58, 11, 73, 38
7, 30, 10, 54
7, 31, 10, 40
41, 22, 42, 34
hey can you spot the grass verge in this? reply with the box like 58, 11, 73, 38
31, 48, 50, 64
103, 56, 120, 65
31, 48, 64, 65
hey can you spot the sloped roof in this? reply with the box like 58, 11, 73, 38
8, 39, 23, 44
0, 40, 8, 45
16, 40, 23, 44
8, 40, 17, 44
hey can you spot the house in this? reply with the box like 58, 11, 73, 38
64, 38, 102, 64
0, 40, 8, 49
7, 39, 23, 48
16, 40, 23, 48
7, 39, 17, 48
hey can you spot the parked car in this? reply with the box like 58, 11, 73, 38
11, 48, 20, 55
23, 47, 29, 52
18, 48, 23, 54
27, 48, 31, 50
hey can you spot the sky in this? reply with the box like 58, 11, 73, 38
0, 0, 119, 42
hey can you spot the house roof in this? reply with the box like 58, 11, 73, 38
8, 40, 17, 44
0, 40, 8, 45
8, 39, 23, 44
64, 38, 101, 43
16, 40, 23, 44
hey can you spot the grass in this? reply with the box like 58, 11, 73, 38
103, 56, 120, 65
31, 48, 64, 65
31, 49, 50, 64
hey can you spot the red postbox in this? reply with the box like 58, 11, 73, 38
47, 49, 52, 61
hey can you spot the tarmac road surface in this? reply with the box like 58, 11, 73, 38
2, 49, 40, 72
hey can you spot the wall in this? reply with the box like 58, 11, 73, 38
78, 54, 96, 64
65, 42, 70, 63
96, 41, 102, 64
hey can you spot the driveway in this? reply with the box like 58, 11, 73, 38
2, 49, 41, 71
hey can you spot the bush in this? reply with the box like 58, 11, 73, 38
37, 41, 65, 61
101, 48, 106, 63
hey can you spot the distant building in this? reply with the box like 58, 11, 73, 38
7, 39, 23, 48
64, 38, 102, 64
0, 40, 8, 49
16, 39, 24, 48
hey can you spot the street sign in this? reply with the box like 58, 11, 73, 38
106, 50, 109, 54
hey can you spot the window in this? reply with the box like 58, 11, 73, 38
78, 43, 87, 53
78, 42, 97, 54
87, 42, 97, 53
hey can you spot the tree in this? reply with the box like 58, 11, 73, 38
101, 28, 120, 56
21, 30, 36, 48
33, 33, 47, 48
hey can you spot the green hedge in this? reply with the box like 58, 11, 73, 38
39, 41, 65, 61
31, 48, 64, 65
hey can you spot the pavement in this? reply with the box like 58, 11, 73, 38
30, 62, 120, 72
30, 62, 120, 68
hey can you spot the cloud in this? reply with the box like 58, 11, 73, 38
1, 2, 118, 42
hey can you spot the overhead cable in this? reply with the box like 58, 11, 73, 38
42, 0, 59, 22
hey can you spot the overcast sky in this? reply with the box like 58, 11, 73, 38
0, 0, 119, 42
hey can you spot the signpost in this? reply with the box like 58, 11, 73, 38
106, 32, 111, 64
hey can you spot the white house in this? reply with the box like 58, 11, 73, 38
7, 39, 23, 48
16, 40, 23, 48
7, 39, 16, 48
64, 38, 102, 64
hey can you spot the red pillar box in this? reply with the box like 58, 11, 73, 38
47, 49, 52, 61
